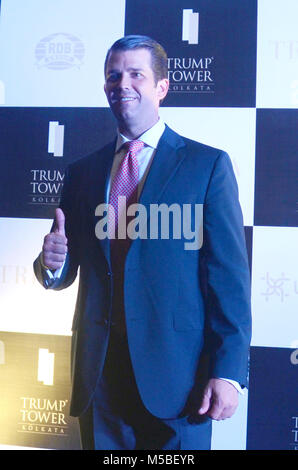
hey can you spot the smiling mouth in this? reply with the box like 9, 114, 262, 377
111, 96, 137, 104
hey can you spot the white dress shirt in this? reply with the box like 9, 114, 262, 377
107, 117, 166, 200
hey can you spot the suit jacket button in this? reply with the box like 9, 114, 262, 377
95, 318, 109, 325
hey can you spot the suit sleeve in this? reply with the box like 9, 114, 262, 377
201, 151, 251, 388
33, 165, 79, 290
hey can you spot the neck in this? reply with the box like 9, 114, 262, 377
118, 116, 159, 140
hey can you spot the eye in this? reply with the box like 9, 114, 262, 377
106, 72, 120, 82
131, 72, 143, 78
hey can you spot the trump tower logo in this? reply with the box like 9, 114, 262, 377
168, 8, 214, 95
124, 0, 257, 107
18, 348, 70, 438
28, 121, 65, 208
35, 33, 85, 70
0, 332, 81, 448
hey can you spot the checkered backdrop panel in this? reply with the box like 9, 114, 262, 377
0, 0, 297, 450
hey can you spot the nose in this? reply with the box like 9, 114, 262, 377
117, 72, 131, 90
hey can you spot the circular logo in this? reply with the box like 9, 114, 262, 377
35, 33, 85, 70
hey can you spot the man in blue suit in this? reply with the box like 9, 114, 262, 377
34, 36, 251, 450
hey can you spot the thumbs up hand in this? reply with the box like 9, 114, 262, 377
42, 208, 68, 270
53, 207, 66, 236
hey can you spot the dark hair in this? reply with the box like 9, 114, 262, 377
104, 35, 168, 83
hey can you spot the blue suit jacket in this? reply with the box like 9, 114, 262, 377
34, 125, 251, 419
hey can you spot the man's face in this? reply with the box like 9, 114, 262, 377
104, 48, 169, 134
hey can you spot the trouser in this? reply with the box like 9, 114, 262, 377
78, 330, 212, 450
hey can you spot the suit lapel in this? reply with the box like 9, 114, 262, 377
139, 126, 186, 210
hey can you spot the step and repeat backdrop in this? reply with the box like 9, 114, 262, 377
0, 0, 297, 450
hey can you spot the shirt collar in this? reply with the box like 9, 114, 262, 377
115, 118, 165, 153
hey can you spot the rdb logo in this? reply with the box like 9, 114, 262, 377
35, 33, 85, 70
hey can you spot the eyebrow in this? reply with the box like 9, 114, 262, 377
106, 67, 145, 74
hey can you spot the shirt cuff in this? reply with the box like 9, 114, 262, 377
219, 378, 244, 394
39, 252, 65, 280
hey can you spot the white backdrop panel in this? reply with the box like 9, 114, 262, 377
256, 0, 298, 108
0, 217, 77, 335
251, 226, 298, 347
0, 0, 125, 107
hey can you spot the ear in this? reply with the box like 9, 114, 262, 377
157, 78, 169, 101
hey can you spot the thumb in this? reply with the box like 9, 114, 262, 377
54, 208, 65, 235
198, 387, 212, 415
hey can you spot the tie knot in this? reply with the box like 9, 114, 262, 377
126, 140, 144, 155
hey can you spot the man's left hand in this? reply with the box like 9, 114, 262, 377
198, 378, 239, 421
